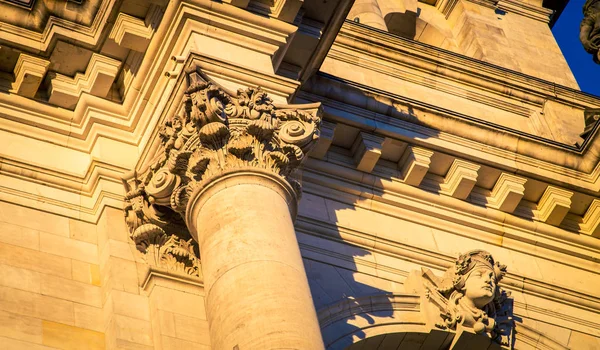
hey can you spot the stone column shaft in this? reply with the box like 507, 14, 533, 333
188, 170, 323, 349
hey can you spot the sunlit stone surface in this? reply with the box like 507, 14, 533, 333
0, 0, 597, 349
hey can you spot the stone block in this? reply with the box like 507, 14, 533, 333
0, 222, 39, 250
40, 232, 98, 264
440, 159, 480, 200
0, 264, 41, 293
568, 331, 600, 350
0, 310, 43, 344
106, 257, 140, 294
174, 314, 211, 344
42, 320, 105, 350
109, 6, 161, 52
114, 314, 153, 346
73, 303, 104, 333
47, 53, 121, 109
351, 132, 385, 172
72, 260, 94, 285
69, 219, 97, 244
112, 290, 150, 321
149, 286, 206, 319
0, 242, 72, 279
0, 336, 55, 350
40, 274, 102, 308
535, 186, 573, 226
0, 202, 69, 238
157, 310, 177, 337
309, 120, 336, 159
161, 335, 210, 350
12, 53, 50, 98
579, 199, 600, 237
108, 239, 136, 261
399, 145, 434, 187
0, 286, 74, 326
98, 207, 131, 243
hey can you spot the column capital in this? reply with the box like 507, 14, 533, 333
123, 67, 321, 274
151, 68, 321, 212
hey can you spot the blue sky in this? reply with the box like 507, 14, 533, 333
553, 0, 600, 96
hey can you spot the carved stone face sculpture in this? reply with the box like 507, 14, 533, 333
463, 265, 496, 309
436, 250, 507, 335
581, 0, 600, 62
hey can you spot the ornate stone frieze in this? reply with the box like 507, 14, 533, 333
407, 250, 514, 347
581, 0, 600, 63
123, 67, 321, 275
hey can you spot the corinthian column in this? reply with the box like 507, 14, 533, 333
124, 69, 324, 349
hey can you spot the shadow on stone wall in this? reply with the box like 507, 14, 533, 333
295, 74, 446, 349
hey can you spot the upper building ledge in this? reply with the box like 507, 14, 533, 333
319, 20, 599, 146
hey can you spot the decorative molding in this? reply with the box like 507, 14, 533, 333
496, 0, 553, 23
297, 215, 600, 331
351, 132, 385, 172
399, 145, 433, 187
109, 5, 163, 52
300, 159, 600, 277
11, 53, 50, 98
486, 173, 527, 213
0, 0, 116, 52
580, 199, 600, 237
309, 120, 336, 159
514, 323, 570, 350
298, 73, 600, 191
247, 0, 304, 22
536, 186, 573, 226
141, 266, 204, 295
440, 159, 480, 200
46, 53, 121, 109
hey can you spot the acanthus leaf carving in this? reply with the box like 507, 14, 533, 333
123, 66, 322, 276
122, 171, 201, 277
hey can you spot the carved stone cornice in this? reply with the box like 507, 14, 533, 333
123, 66, 321, 274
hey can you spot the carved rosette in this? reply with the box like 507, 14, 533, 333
122, 68, 321, 275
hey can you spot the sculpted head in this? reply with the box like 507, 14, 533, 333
438, 250, 507, 333
454, 250, 503, 308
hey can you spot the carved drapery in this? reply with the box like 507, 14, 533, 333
123, 67, 321, 276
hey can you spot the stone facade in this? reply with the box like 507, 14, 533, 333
0, 0, 598, 349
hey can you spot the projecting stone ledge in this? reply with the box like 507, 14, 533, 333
46, 54, 121, 109
440, 159, 480, 200
12, 53, 50, 98
399, 145, 433, 187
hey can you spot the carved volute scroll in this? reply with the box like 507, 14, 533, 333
407, 250, 514, 347
123, 67, 322, 275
